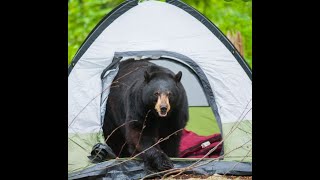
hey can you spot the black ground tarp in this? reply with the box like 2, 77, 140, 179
68, 158, 252, 179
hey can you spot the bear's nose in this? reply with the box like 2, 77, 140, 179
160, 106, 167, 113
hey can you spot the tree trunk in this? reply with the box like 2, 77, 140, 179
227, 31, 244, 57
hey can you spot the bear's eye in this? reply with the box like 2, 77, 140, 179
154, 92, 159, 96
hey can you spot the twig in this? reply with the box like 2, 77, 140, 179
223, 146, 252, 175
104, 129, 184, 172
158, 105, 253, 179
90, 120, 138, 162
113, 66, 148, 82
69, 66, 146, 128
159, 139, 252, 179
236, 126, 252, 134
68, 137, 88, 152
141, 167, 180, 180
143, 105, 252, 179
144, 140, 251, 180
180, 107, 252, 171
105, 120, 138, 143
191, 139, 252, 170
118, 141, 127, 158
131, 110, 151, 157
69, 75, 253, 179
68, 128, 184, 179
112, 81, 130, 87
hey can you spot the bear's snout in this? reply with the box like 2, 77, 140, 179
160, 106, 167, 114
155, 93, 171, 117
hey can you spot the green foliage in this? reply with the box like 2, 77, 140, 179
68, 0, 123, 63
68, 0, 252, 68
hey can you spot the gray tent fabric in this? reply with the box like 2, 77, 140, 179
100, 67, 119, 124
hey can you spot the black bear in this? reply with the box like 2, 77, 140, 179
103, 59, 189, 172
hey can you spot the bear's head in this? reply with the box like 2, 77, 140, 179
142, 68, 183, 117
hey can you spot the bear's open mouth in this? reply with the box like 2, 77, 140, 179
158, 111, 168, 117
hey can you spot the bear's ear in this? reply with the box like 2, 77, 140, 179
175, 71, 182, 82
144, 71, 151, 83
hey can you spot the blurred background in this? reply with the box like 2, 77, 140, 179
68, 0, 252, 68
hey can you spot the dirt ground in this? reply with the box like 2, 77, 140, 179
152, 174, 252, 180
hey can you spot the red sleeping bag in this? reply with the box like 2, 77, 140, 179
179, 129, 222, 158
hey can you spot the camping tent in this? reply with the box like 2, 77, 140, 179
68, 0, 252, 179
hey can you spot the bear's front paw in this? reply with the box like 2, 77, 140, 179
145, 152, 174, 172
156, 154, 174, 171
